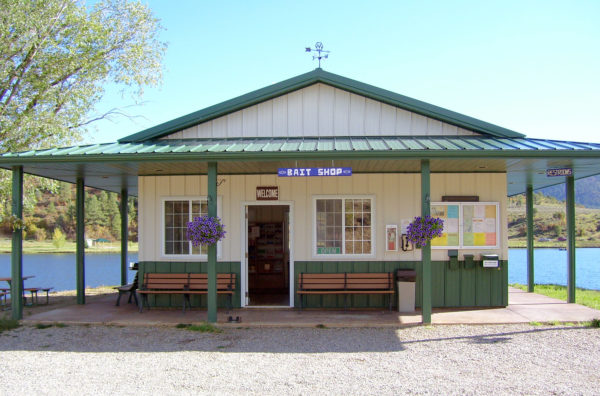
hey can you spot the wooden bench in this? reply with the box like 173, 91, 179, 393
297, 272, 395, 310
137, 273, 236, 313
114, 272, 139, 307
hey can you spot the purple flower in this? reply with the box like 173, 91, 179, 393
187, 216, 227, 246
406, 216, 444, 248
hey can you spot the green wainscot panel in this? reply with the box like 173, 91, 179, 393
138, 261, 241, 309
294, 260, 508, 309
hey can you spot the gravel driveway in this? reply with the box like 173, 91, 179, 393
1, 323, 598, 395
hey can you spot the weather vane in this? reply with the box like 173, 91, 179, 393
305, 42, 330, 68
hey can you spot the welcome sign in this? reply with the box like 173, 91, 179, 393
278, 167, 352, 177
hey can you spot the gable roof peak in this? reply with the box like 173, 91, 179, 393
119, 69, 525, 142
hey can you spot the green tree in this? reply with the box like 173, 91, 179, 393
0, 0, 166, 219
0, 0, 166, 151
85, 194, 104, 226
52, 227, 66, 249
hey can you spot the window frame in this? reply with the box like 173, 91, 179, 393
160, 196, 222, 260
312, 195, 376, 259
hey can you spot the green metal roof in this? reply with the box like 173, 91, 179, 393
3, 136, 600, 197
3, 136, 599, 160
119, 69, 525, 143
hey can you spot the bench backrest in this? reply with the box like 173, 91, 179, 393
143, 273, 236, 291
299, 272, 393, 291
144, 273, 188, 290
188, 273, 236, 291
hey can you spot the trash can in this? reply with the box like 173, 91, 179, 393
396, 269, 417, 312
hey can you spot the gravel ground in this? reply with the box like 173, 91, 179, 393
1, 323, 599, 395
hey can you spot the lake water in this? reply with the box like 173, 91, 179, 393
0, 249, 598, 292
508, 248, 600, 290
0, 253, 138, 292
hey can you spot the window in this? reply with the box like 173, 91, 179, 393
315, 197, 373, 256
164, 199, 208, 256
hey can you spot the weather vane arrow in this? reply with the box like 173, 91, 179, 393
305, 42, 330, 68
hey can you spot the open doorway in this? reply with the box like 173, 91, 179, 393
247, 205, 290, 306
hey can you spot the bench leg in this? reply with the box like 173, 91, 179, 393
182, 294, 191, 314
139, 294, 148, 313
132, 291, 139, 307
116, 291, 123, 306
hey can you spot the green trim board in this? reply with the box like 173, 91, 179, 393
138, 261, 241, 308
119, 68, 524, 142
294, 260, 508, 309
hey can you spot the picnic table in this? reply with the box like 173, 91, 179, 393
0, 275, 47, 305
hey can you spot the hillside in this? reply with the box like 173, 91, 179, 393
508, 193, 600, 247
540, 174, 600, 208
0, 182, 137, 243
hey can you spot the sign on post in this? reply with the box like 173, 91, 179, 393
546, 168, 572, 177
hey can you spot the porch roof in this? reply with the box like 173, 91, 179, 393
1, 135, 600, 196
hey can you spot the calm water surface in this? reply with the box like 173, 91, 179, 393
508, 248, 600, 290
1, 249, 598, 292
0, 253, 138, 292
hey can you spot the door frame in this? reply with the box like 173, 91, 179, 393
240, 201, 294, 308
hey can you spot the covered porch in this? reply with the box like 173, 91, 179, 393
3, 135, 600, 324
18, 287, 600, 327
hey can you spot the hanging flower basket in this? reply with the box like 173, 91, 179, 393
406, 215, 444, 248
186, 215, 227, 246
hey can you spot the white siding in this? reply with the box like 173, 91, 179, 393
163, 83, 480, 139
139, 173, 507, 263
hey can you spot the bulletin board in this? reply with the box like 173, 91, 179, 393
430, 202, 499, 249
430, 204, 460, 248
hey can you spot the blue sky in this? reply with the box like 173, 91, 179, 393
90, 0, 600, 143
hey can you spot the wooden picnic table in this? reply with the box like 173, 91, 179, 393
0, 275, 36, 305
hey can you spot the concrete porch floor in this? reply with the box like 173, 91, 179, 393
19, 287, 600, 327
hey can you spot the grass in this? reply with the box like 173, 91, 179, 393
511, 283, 600, 310
0, 238, 138, 254
0, 316, 20, 333
176, 322, 222, 333
35, 323, 53, 329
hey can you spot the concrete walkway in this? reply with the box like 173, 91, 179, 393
21, 287, 600, 327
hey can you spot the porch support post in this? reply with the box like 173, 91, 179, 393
207, 162, 218, 323
76, 177, 85, 304
566, 175, 576, 303
421, 160, 432, 324
11, 166, 23, 320
526, 185, 534, 292
120, 188, 128, 285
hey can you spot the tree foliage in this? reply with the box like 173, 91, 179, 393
0, 0, 165, 220
0, 0, 166, 152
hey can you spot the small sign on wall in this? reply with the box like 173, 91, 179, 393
256, 186, 279, 200
386, 224, 398, 252
278, 167, 352, 177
